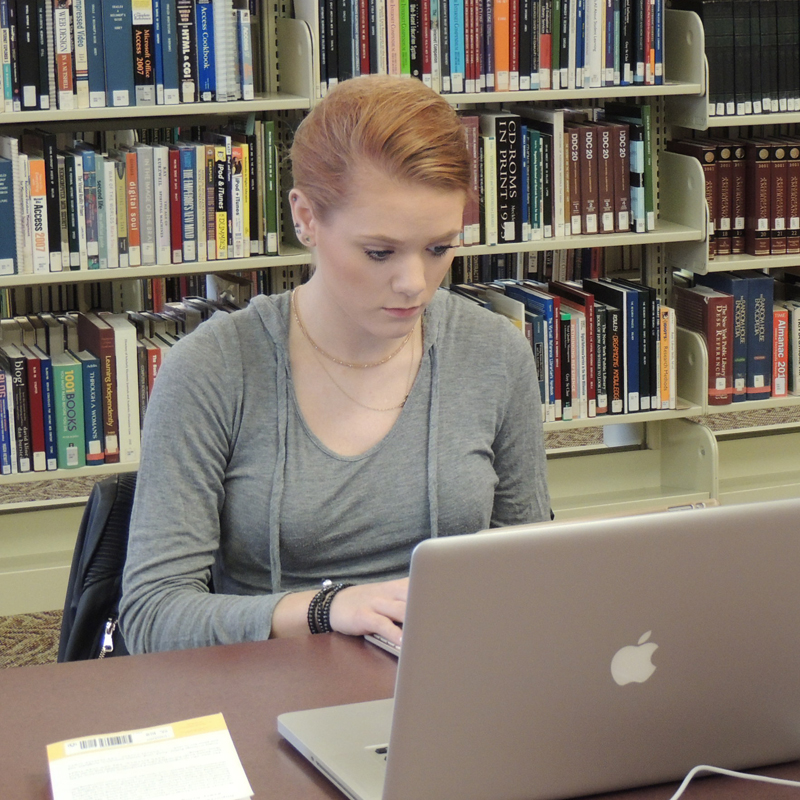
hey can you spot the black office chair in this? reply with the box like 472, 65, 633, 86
58, 472, 138, 662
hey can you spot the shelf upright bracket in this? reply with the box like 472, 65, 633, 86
664, 10, 710, 130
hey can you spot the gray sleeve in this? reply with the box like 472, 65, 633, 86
490, 321, 551, 527
119, 322, 286, 654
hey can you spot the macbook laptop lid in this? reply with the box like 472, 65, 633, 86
278, 498, 800, 800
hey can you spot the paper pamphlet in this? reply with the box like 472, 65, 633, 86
47, 713, 253, 800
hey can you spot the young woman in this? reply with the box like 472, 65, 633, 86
119, 75, 550, 654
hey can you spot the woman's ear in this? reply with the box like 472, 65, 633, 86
289, 188, 317, 246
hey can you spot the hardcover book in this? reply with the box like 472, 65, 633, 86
673, 284, 733, 406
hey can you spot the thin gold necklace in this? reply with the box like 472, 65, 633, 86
291, 286, 414, 369
308, 321, 417, 412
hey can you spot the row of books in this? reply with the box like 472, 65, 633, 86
673, 271, 800, 405
0, 120, 281, 276
672, 0, 800, 117
0, 295, 231, 474
464, 101, 655, 247
667, 135, 800, 259
450, 244, 647, 283
450, 276, 677, 422
0, 0, 259, 113
295, 0, 666, 97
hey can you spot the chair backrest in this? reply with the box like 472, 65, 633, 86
58, 472, 138, 662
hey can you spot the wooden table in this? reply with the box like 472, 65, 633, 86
1, 634, 798, 799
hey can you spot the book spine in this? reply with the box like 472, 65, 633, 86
40, 356, 60, 466
80, 148, 100, 268
745, 143, 771, 257
205, 144, 216, 258
153, 0, 164, 102
72, 0, 90, 107
236, 5, 253, 99
113, 156, 129, 267
773, 305, 789, 397
176, 0, 197, 101
29, 158, 50, 274
25, 354, 46, 470
103, 0, 135, 106
770, 142, 787, 256
180, 145, 197, 261
746, 274, 773, 400
153, 146, 171, 264
0, 370, 13, 473
169, 146, 183, 262
160, 0, 180, 103
16, 0, 40, 109
80, 355, 104, 463
35, 0, 50, 108
6, 352, 31, 471
125, 149, 141, 266
0, 157, 16, 274
0, 0, 14, 112
132, 0, 156, 104
195, 0, 216, 100
597, 123, 615, 233
787, 142, 800, 255
136, 146, 156, 265
53, 358, 86, 468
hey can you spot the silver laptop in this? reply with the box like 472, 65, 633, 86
278, 498, 800, 800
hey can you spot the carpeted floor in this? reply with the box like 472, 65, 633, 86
0, 610, 62, 668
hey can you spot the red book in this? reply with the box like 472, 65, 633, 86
76, 312, 120, 463
21, 345, 46, 472
773, 305, 789, 398
421, 0, 432, 85
169, 147, 183, 264
674, 285, 733, 406
745, 142, 771, 257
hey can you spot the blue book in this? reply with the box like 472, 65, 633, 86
696, 272, 748, 402
177, 143, 197, 262
0, 157, 17, 275
741, 270, 775, 401
30, 345, 57, 470
0, 369, 13, 474
85, 0, 106, 106
503, 283, 558, 421
654, 0, 663, 84
159, 0, 180, 103
101, 0, 135, 107
449, 0, 465, 93
526, 310, 548, 419
70, 349, 104, 465
153, 0, 164, 103
195, 0, 216, 101
576, 0, 586, 83
76, 145, 100, 269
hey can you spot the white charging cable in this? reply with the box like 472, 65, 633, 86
668, 764, 800, 800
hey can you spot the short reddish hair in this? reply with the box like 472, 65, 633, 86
291, 75, 470, 219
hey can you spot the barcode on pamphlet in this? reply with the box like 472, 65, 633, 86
63, 725, 174, 756
73, 734, 135, 752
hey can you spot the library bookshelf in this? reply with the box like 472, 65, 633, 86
663, 7, 800, 508
0, 5, 757, 614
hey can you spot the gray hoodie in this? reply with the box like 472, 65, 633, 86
120, 289, 551, 653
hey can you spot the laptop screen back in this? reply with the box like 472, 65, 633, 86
383, 499, 800, 800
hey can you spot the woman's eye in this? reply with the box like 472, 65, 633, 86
430, 245, 456, 258
365, 250, 393, 262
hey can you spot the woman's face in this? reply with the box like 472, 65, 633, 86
297, 167, 466, 342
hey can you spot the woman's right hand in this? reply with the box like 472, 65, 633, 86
270, 578, 408, 646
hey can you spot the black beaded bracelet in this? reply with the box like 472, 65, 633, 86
307, 581, 353, 634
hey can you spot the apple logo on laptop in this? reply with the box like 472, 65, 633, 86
610, 631, 658, 686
